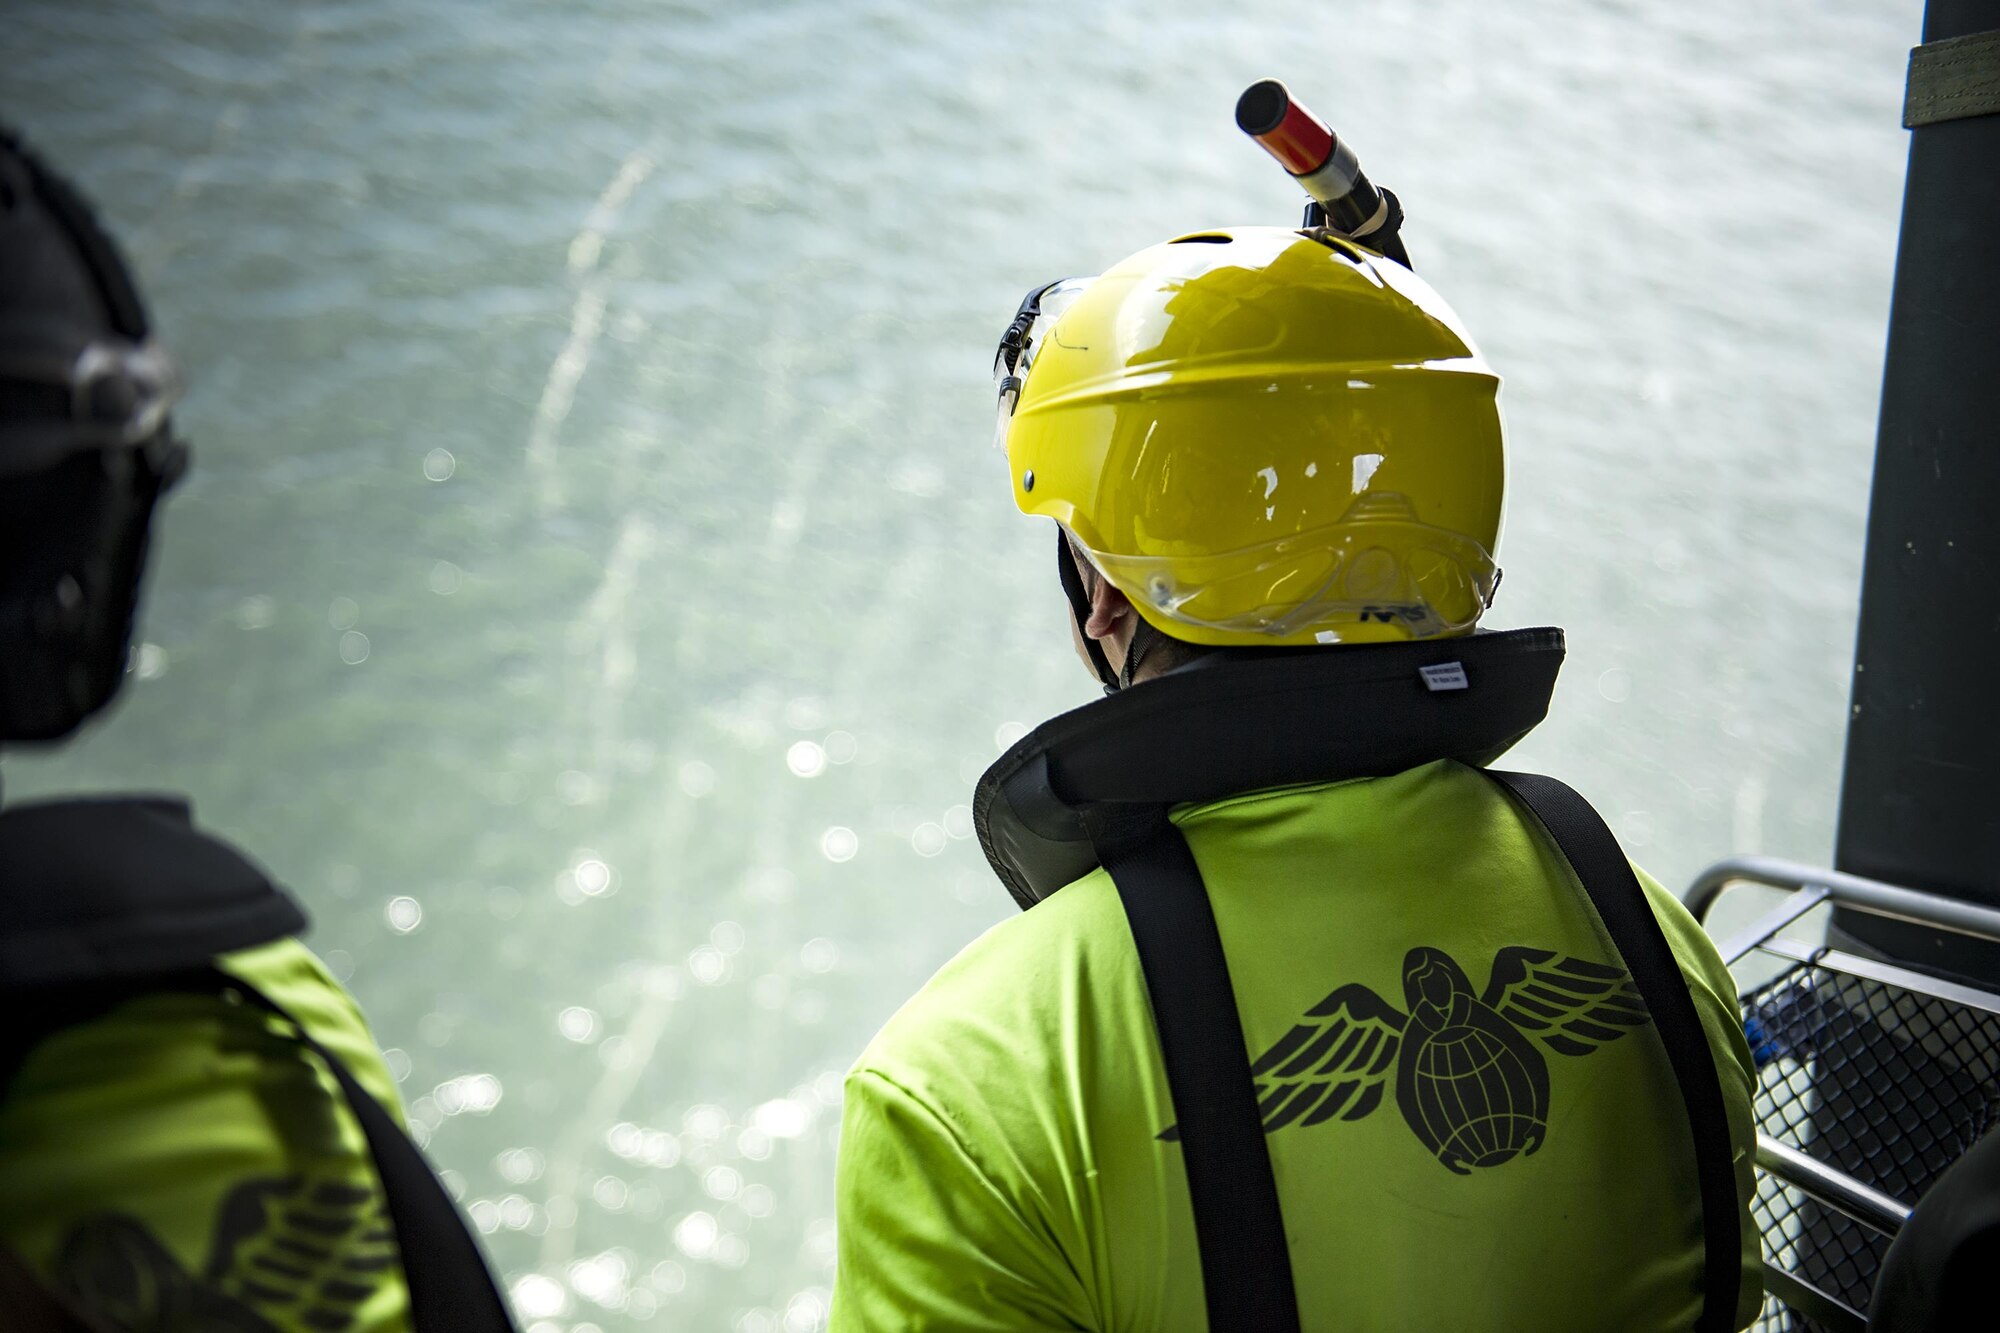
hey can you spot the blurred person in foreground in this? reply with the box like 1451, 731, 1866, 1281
831, 222, 1762, 1329
0, 129, 511, 1333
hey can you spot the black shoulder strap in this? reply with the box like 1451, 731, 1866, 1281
1087, 806, 1302, 1333
3, 970, 514, 1332
1093, 774, 1738, 1333
1484, 770, 1740, 1333
210, 968, 518, 1333
0, 799, 515, 1329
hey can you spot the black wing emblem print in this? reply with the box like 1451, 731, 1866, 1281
50, 1172, 398, 1332
1160, 945, 1650, 1174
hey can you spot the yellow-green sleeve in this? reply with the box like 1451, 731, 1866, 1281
830, 1068, 1092, 1332
217, 937, 407, 1124
1638, 868, 1765, 1330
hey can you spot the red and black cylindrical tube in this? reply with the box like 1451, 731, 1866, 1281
1237, 79, 1407, 265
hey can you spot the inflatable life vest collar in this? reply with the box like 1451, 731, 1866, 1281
0, 796, 305, 987
974, 626, 1566, 909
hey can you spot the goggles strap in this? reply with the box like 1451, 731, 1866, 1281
1056, 527, 1119, 694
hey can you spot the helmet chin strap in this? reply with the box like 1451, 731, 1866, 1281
1057, 526, 1163, 694
1057, 526, 1119, 694
1056, 528, 1120, 696
1120, 617, 1162, 691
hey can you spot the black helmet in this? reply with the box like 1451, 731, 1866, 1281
0, 127, 188, 742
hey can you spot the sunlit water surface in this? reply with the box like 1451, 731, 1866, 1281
5, 0, 1919, 1327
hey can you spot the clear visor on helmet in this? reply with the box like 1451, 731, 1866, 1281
992, 277, 1092, 450
1081, 492, 1501, 642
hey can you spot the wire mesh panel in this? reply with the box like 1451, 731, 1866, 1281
1739, 958, 2000, 1330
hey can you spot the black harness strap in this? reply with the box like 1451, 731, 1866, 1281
1094, 772, 1738, 1332
3, 968, 517, 1331
1485, 771, 1740, 1333
213, 968, 518, 1333
1088, 805, 1302, 1333
0, 798, 515, 1331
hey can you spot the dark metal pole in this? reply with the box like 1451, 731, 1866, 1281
1834, 0, 2000, 984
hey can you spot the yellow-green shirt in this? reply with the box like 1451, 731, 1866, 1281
0, 937, 412, 1332
833, 761, 1760, 1331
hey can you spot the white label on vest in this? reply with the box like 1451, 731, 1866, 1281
1420, 662, 1469, 692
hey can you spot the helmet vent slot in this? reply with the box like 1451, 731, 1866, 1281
1169, 233, 1232, 244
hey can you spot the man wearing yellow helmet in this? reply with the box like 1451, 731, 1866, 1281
832, 225, 1760, 1330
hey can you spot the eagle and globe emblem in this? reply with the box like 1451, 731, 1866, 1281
49, 1173, 397, 1330
1160, 945, 1651, 1174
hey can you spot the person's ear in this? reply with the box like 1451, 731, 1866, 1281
1083, 577, 1133, 641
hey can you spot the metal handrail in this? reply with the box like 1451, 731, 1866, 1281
1714, 884, 1831, 966
1755, 934, 2000, 1017
1756, 1135, 1913, 1234
1689, 855, 2000, 1331
1760, 1264, 1867, 1333
1687, 854, 2000, 946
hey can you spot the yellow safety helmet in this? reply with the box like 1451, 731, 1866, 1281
993, 226, 1503, 647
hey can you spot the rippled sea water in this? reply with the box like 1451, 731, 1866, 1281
5, 0, 1921, 1327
